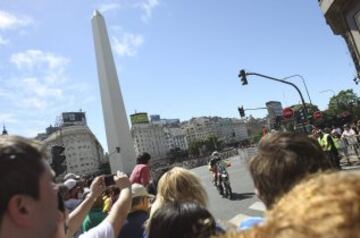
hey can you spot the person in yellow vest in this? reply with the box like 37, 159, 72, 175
315, 129, 340, 169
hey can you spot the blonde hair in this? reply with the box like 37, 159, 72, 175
217, 171, 360, 238
149, 167, 208, 218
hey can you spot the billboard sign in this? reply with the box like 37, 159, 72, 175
130, 113, 149, 125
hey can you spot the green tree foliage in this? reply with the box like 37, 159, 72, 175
188, 136, 221, 156
291, 103, 320, 114
327, 89, 360, 117
188, 139, 203, 156
167, 147, 188, 163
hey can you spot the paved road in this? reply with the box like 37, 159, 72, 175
192, 154, 360, 226
191, 155, 265, 225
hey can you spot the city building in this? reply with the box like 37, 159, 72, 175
164, 127, 188, 151
266, 101, 283, 129
182, 116, 248, 144
319, 0, 360, 78
131, 123, 169, 160
130, 113, 187, 160
39, 112, 105, 176
150, 114, 180, 126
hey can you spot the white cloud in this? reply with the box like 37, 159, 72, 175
0, 113, 18, 124
0, 35, 8, 45
98, 3, 121, 13
112, 33, 144, 57
0, 10, 33, 30
21, 97, 47, 111
138, 0, 159, 22
7, 50, 70, 111
10, 49, 69, 71
23, 77, 63, 97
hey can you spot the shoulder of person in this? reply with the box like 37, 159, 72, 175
79, 220, 114, 238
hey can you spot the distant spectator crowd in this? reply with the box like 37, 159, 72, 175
1, 131, 360, 238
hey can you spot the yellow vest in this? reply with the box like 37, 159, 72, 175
332, 137, 340, 149
318, 134, 332, 151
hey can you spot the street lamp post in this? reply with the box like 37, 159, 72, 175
283, 74, 313, 105
239, 70, 309, 133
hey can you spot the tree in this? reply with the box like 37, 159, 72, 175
204, 135, 221, 152
327, 89, 360, 117
291, 103, 320, 115
188, 139, 204, 156
167, 147, 188, 163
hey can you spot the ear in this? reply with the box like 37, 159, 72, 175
6, 195, 34, 228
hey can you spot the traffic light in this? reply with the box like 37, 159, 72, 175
294, 109, 306, 124
51, 145, 66, 176
239, 70, 248, 85
238, 106, 245, 118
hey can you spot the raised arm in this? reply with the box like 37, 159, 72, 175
105, 171, 132, 237
66, 176, 105, 238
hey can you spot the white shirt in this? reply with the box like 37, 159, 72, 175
342, 129, 356, 137
79, 221, 114, 238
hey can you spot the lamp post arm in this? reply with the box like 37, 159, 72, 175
285, 74, 312, 105
245, 72, 309, 133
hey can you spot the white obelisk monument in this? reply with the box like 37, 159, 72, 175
91, 10, 136, 174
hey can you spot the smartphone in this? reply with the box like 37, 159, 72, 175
104, 175, 115, 186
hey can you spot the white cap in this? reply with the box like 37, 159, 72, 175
131, 183, 154, 199
64, 178, 77, 191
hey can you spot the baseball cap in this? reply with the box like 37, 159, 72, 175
64, 178, 77, 191
131, 183, 154, 199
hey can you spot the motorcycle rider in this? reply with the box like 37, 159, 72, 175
208, 151, 231, 196
208, 151, 221, 186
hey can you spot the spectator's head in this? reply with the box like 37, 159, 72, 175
63, 178, 80, 200
262, 171, 360, 238
249, 132, 332, 209
150, 167, 207, 217
63, 173, 80, 181
217, 172, 360, 238
131, 183, 154, 212
148, 202, 216, 238
0, 136, 58, 238
344, 124, 350, 130
323, 127, 331, 134
137, 152, 151, 164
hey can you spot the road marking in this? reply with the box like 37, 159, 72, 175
228, 201, 266, 226
249, 201, 266, 212
228, 213, 250, 226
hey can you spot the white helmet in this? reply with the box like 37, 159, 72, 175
211, 151, 219, 157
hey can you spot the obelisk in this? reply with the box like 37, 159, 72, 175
91, 10, 136, 174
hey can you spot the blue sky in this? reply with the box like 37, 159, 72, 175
0, 0, 358, 151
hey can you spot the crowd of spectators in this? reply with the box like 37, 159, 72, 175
1, 132, 360, 238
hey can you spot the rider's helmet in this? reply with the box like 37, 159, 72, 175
211, 151, 220, 158
210, 151, 220, 168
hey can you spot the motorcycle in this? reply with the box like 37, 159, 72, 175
216, 168, 233, 200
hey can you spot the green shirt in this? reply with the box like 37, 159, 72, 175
82, 208, 107, 232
